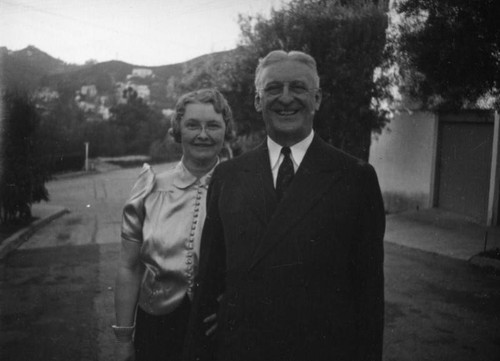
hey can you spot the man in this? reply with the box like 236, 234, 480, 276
186, 50, 385, 361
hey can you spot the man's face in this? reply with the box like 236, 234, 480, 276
180, 103, 226, 167
255, 60, 322, 146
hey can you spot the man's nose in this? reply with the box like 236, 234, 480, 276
278, 84, 294, 102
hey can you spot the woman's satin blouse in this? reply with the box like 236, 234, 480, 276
121, 162, 214, 316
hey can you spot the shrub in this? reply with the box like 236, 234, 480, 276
0, 90, 50, 223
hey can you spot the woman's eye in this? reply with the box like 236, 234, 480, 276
208, 123, 222, 130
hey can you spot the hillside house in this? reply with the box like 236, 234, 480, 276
35, 87, 59, 102
134, 85, 150, 101
128, 68, 153, 79
76, 101, 96, 112
80, 85, 97, 98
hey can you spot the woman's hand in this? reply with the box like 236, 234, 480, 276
203, 313, 217, 336
203, 293, 223, 336
114, 340, 135, 361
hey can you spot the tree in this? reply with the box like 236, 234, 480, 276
178, 0, 390, 160
37, 95, 87, 172
392, 0, 500, 110
109, 89, 166, 155
82, 121, 126, 157
0, 90, 50, 223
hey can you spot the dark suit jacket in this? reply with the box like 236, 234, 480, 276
185, 135, 385, 361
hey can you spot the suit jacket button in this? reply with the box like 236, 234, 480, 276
262, 297, 272, 305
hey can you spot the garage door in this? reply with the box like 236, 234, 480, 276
437, 119, 493, 223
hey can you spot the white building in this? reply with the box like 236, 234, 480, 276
370, 109, 500, 226
81, 85, 98, 98
129, 68, 153, 78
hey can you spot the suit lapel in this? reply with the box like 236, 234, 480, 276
239, 143, 277, 227
249, 136, 346, 271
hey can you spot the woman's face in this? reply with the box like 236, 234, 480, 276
180, 102, 226, 167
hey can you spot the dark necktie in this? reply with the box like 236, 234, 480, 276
276, 147, 294, 201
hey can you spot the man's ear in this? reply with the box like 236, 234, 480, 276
314, 89, 322, 111
254, 93, 262, 112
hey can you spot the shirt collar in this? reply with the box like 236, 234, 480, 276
173, 158, 219, 189
267, 130, 314, 170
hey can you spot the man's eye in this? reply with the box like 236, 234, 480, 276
264, 85, 282, 95
185, 123, 199, 129
290, 84, 308, 93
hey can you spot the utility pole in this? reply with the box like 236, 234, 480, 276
84, 142, 89, 172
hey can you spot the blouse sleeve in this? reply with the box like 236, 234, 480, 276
121, 163, 156, 244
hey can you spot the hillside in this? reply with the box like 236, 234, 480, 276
0, 45, 78, 91
2, 45, 229, 91
1, 45, 233, 113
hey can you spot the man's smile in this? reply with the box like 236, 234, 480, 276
273, 107, 301, 116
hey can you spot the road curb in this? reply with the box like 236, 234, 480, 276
469, 254, 500, 273
0, 207, 70, 260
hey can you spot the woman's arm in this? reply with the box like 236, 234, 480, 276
115, 240, 144, 327
113, 240, 144, 361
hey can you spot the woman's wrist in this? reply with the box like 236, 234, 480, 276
111, 324, 135, 343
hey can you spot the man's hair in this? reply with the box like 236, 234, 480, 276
171, 88, 234, 143
254, 50, 320, 91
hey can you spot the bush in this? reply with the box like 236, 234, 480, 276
149, 134, 182, 163
0, 90, 50, 223
46, 153, 86, 173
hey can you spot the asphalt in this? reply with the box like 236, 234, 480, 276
1, 166, 499, 271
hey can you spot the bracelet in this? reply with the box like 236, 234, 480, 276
112, 324, 135, 343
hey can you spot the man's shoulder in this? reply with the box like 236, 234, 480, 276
315, 137, 372, 172
215, 146, 264, 173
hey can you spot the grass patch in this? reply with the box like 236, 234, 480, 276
478, 248, 500, 260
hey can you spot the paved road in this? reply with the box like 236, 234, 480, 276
1, 164, 499, 361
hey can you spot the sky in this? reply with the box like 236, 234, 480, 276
0, 0, 291, 66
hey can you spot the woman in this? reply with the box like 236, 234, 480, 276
113, 88, 233, 361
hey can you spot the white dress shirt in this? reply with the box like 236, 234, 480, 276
267, 130, 315, 187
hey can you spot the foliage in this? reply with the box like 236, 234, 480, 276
109, 88, 167, 155
0, 90, 50, 223
176, 48, 264, 136
82, 121, 126, 157
36, 94, 87, 172
392, 0, 500, 110
149, 134, 183, 163
177, 0, 390, 160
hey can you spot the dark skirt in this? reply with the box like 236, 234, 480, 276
134, 296, 191, 361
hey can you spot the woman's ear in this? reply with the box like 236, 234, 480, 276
168, 127, 181, 143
